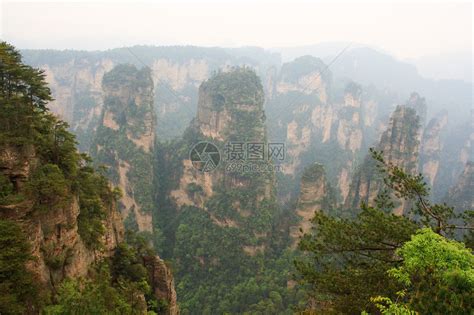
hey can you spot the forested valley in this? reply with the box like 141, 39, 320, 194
0, 35, 472, 315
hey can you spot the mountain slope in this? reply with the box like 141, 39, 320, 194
0, 42, 177, 315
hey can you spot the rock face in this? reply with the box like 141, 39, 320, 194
0, 144, 124, 288
420, 110, 448, 187
344, 105, 421, 215
23, 47, 471, 204
290, 163, 335, 241
197, 68, 266, 141
444, 162, 474, 212
92, 64, 155, 232
171, 68, 271, 214
442, 162, 473, 242
0, 142, 178, 315
144, 256, 179, 315
268, 56, 331, 178
428, 117, 473, 202
405, 92, 427, 126
266, 56, 394, 201
36, 59, 115, 151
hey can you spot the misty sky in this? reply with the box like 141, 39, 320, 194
1, 0, 472, 61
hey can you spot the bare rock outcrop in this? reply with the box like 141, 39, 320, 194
344, 105, 421, 215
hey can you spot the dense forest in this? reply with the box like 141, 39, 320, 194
1, 40, 473, 315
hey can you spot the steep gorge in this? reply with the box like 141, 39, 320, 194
14, 44, 473, 314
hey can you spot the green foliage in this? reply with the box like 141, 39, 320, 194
28, 163, 69, 211
155, 134, 298, 312
295, 203, 417, 313
0, 42, 51, 146
168, 206, 303, 314
371, 148, 468, 234
41, 244, 70, 271
102, 64, 152, 90
124, 211, 139, 232
296, 147, 473, 314
0, 219, 41, 314
112, 243, 149, 284
43, 265, 143, 315
0, 173, 23, 205
0, 42, 165, 314
203, 67, 264, 112
35, 119, 81, 178
45, 233, 164, 314
152, 68, 306, 313
185, 182, 203, 198
0, 42, 116, 249
201, 67, 266, 142
363, 296, 418, 315
388, 228, 473, 314
76, 159, 114, 249
0, 173, 13, 199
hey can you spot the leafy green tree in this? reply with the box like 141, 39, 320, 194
388, 228, 473, 314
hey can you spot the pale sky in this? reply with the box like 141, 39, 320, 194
0, 0, 472, 60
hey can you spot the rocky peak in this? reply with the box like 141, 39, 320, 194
405, 92, 427, 125
344, 105, 421, 214
290, 163, 335, 241
277, 56, 329, 100
444, 161, 474, 211
101, 64, 155, 152
420, 110, 449, 186
378, 105, 420, 169
169, 67, 275, 242
196, 67, 265, 142
336, 81, 364, 153
92, 64, 156, 232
